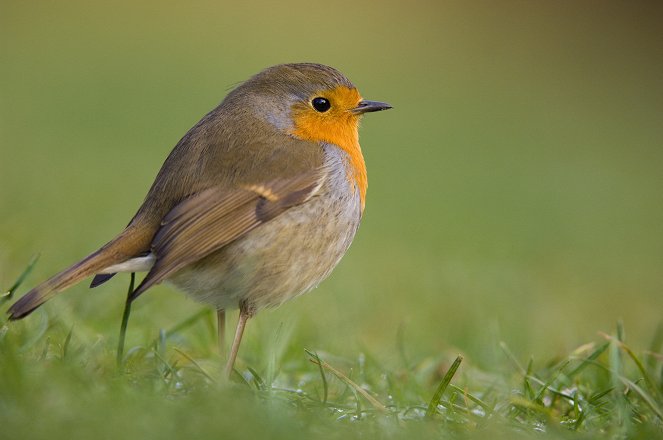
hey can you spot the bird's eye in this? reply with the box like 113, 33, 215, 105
311, 97, 331, 112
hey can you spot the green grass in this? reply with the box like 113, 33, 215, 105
1, 265, 662, 439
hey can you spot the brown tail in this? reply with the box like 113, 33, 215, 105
7, 225, 152, 320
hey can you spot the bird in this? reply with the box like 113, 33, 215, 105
7, 63, 391, 376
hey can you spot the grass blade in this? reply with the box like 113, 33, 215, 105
449, 384, 492, 414
618, 376, 663, 421
307, 351, 387, 413
173, 347, 216, 383
500, 341, 526, 375
305, 349, 328, 404
425, 355, 463, 418
646, 323, 663, 372
158, 308, 212, 343
1, 254, 40, 304
601, 332, 663, 402
116, 272, 135, 368
567, 342, 609, 379
61, 325, 74, 359
533, 360, 570, 403
247, 366, 266, 391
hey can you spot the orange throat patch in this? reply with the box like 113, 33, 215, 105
290, 86, 367, 211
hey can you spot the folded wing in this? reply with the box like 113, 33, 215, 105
130, 167, 328, 299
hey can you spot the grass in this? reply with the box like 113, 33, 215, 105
1, 265, 662, 439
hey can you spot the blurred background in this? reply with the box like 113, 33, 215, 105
1, 0, 662, 368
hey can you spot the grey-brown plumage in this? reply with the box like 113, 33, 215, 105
167, 146, 361, 311
7, 63, 391, 374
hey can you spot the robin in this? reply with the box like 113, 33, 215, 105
8, 63, 391, 375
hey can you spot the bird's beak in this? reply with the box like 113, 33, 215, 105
351, 100, 393, 114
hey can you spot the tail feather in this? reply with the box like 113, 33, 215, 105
88, 250, 154, 289
8, 252, 108, 319
90, 273, 117, 288
7, 226, 152, 320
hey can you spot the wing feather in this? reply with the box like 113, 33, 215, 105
130, 167, 327, 299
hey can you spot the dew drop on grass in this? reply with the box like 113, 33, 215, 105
471, 407, 486, 417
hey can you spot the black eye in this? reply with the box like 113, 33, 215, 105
311, 97, 331, 112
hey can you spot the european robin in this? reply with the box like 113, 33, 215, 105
8, 63, 391, 375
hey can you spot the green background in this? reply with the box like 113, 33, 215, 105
1, 1, 662, 437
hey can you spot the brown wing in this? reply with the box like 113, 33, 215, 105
130, 167, 327, 299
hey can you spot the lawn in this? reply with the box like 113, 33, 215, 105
1, 2, 662, 438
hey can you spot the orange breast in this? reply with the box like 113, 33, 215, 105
290, 86, 367, 211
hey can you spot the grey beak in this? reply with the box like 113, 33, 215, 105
352, 100, 393, 114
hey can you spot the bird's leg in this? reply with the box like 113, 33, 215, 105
217, 309, 226, 358
225, 300, 255, 378
116, 272, 136, 368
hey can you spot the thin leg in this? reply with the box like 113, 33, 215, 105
225, 301, 255, 378
217, 309, 226, 357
